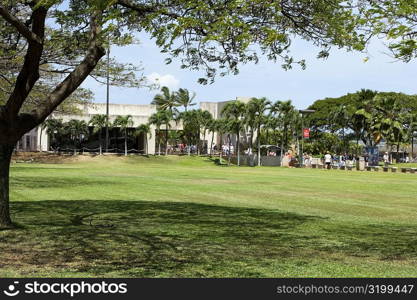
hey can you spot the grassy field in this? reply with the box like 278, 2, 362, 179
2, 155, 417, 277
395, 163, 417, 168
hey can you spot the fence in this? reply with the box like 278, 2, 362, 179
50, 147, 146, 154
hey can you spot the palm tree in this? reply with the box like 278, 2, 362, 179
207, 119, 217, 157
64, 119, 89, 155
175, 88, 196, 112
89, 114, 108, 155
168, 130, 182, 153
406, 113, 417, 158
152, 87, 177, 155
356, 94, 407, 155
198, 110, 214, 155
113, 115, 134, 156
215, 118, 228, 163
43, 118, 64, 152
371, 95, 407, 155
178, 110, 200, 156
222, 101, 246, 166
244, 105, 256, 155
149, 111, 169, 156
135, 124, 152, 155
152, 86, 179, 112
271, 100, 296, 156
247, 97, 271, 166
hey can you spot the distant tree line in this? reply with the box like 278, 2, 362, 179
149, 87, 417, 165
307, 90, 417, 156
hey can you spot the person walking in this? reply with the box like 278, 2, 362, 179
383, 152, 389, 167
324, 152, 332, 169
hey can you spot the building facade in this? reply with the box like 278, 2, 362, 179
17, 98, 250, 155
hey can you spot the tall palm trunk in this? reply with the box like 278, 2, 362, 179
257, 125, 261, 166
249, 127, 254, 155
397, 140, 400, 161
202, 130, 206, 155
227, 134, 232, 166
210, 131, 214, 157
197, 129, 201, 156
219, 133, 223, 163
0, 144, 13, 228
236, 130, 240, 166
124, 129, 128, 156
165, 123, 168, 156
284, 123, 288, 152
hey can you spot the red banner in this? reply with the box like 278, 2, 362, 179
303, 128, 310, 138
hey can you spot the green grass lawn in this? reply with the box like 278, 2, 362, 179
395, 163, 417, 168
2, 155, 417, 277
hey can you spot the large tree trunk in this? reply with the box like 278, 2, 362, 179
0, 144, 13, 228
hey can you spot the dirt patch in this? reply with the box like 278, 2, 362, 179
12, 152, 100, 164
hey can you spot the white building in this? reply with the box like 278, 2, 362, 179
17, 97, 252, 154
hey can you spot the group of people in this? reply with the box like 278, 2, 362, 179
323, 153, 357, 168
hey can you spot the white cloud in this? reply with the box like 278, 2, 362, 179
147, 72, 180, 90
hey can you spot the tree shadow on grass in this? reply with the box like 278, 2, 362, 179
320, 224, 417, 260
1, 200, 417, 277
203, 157, 230, 166
2, 200, 320, 276
10, 177, 118, 189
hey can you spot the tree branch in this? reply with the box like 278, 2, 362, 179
116, 0, 179, 19
31, 13, 106, 126
4, 6, 47, 119
0, 5, 42, 44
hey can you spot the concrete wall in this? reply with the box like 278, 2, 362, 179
200, 97, 255, 150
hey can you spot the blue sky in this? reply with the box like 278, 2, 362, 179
81, 32, 417, 109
